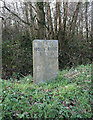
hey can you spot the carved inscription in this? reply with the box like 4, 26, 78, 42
34, 47, 57, 52
34, 46, 57, 58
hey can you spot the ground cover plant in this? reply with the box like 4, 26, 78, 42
1, 64, 92, 119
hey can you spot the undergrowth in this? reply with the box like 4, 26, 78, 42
0, 64, 92, 119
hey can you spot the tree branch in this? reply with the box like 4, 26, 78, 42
4, 4, 31, 26
0, 16, 4, 20
3, 2, 49, 32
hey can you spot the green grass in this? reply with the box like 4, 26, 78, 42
1, 64, 92, 119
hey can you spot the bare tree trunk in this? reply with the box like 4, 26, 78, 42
54, 2, 58, 39
78, 3, 83, 38
91, 2, 93, 40
63, 1, 68, 41
80, 7, 83, 38
29, 2, 34, 40
45, 3, 49, 39
58, 2, 62, 50
48, 3, 54, 39
36, 2, 45, 39
24, 3, 29, 23
70, 2, 81, 36
85, 1, 88, 41
24, 2, 30, 37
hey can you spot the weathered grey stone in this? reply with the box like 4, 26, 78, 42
33, 40, 58, 83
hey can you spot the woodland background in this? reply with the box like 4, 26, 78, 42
0, 1, 92, 79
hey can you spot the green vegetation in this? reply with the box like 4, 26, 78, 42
1, 64, 92, 119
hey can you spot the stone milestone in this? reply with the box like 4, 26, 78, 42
33, 40, 58, 83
